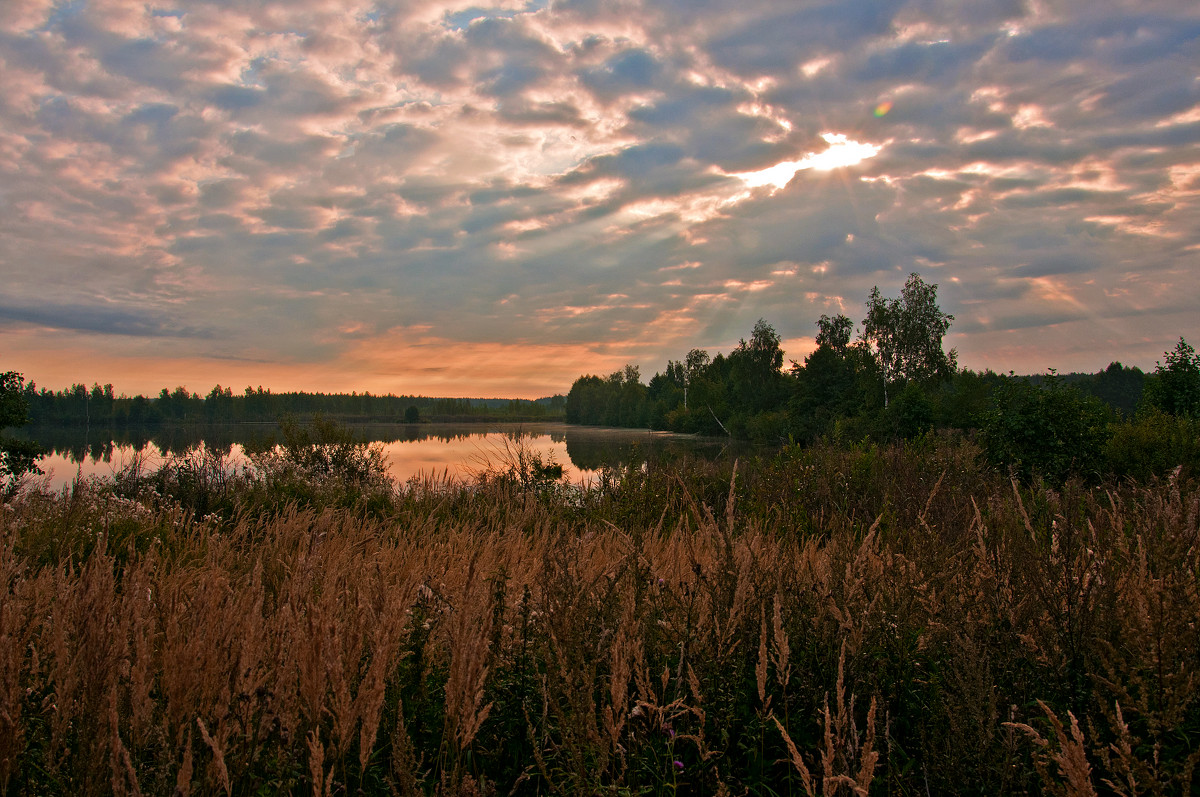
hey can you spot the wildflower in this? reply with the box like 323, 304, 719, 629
673, 760, 684, 770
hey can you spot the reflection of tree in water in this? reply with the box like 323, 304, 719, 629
359, 425, 516, 445
563, 431, 745, 473
362, 424, 583, 447
26, 424, 265, 464
69, 438, 116, 466
564, 436, 644, 472
24, 422, 752, 475
25, 422, 509, 463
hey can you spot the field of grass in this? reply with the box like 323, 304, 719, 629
1, 433, 1197, 795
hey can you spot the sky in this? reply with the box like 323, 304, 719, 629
1, 0, 1198, 400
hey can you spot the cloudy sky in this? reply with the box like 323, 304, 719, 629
1, 0, 1197, 399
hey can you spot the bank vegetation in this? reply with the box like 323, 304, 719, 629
0, 425, 1197, 795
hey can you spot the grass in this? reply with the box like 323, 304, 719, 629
0, 432, 1197, 794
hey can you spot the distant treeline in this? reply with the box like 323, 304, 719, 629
21, 383, 565, 426
567, 273, 1199, 484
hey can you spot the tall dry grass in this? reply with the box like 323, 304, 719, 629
0, 435, 1197, 794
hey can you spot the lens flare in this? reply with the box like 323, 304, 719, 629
874, 101, 893, 118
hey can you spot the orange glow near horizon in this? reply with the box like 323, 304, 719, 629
3, 313, 1181, 404
0, 329, 643, 400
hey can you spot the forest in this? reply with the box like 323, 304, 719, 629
16, 383, 565, 427
567, 273, 1200, 484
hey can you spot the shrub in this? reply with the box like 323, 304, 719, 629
743, 409, 790, 444
466, 432, 568, 508
980, 373, 1112, 484
244, 414, 395, 513
1105, 409, 1200, 480
1, 370, 42, 496
887, 380, 935, 439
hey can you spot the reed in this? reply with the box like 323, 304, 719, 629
0, 435, 1196, 794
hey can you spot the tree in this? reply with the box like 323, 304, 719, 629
683, 348, 709, 410
1083, 362, 1144, 418
888, 380, 935, 439
741, 319, 784, 373
566, 374, 612, 425
729, 319, 785, 414
790, 342, 863, 442
1, 370, 42, 485
862, 273, 957, 406
1142, 337, 1200, 418
815, 313, 853, 351
606, 365, 649, 427
788, 312, 872, 441
647, 367, 684, 428
690, 352, 732, 435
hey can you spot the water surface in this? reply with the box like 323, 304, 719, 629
25, 423, 748, 491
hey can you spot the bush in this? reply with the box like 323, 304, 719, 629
245, 415, 395, 514
743, 409, 790, 444
466, 433, 568, 508
887, 380, 935, 439
1105, 409, 1200, 481
980, 374, 1112, 484
1, 370, 42, 496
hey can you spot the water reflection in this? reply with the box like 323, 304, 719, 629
23, 423, 749, 490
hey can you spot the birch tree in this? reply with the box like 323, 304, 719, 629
862, 273, 956, 407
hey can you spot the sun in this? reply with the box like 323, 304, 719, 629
731, 133, 883, 191
803, 133, 882, 171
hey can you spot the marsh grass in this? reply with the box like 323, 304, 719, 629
0, 434, 1197, 794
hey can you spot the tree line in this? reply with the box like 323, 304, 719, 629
567, 273, 1199, 483
16, 384, 565, 427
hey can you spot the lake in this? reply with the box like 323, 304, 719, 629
22, 422, 752, 491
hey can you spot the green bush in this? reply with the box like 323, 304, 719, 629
743, 409, 790, 444
244, 415, 395, 514
887, 380, 935, 439
1, 370, 42, 495
1105, 409, 1200, 481
266, 414, 389, 483
980, 374, 1112, 484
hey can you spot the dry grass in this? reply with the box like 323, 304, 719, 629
0, 436, 1197, 794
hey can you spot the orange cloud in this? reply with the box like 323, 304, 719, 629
339, 330, 643, 398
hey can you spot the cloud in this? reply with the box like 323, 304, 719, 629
0, 0, 1198, 397
579, 47, 663, 101
0, 301, 212, 339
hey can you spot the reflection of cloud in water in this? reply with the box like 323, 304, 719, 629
25, 422, 752, 490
